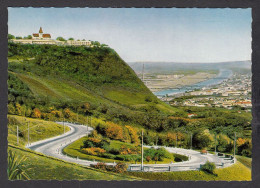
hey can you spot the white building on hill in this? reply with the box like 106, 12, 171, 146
11, 27, 91, 46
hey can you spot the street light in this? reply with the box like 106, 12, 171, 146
234, 132, 236, 158
215, 133, 217, 155
141, 130, 144, 171
190, 133, 192, 150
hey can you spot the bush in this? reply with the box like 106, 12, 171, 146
101, 153, 116, 159
91, 162, 127, 174
109, 148, 120, 155
114, 162, 128, 173
200, 161, 216, 174
173, 153, 188, 162
91, 162, 107, 171
81, 147, 106, 156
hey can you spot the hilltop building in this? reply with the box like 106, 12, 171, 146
11, 27, 91, 46
32, 27, 51, 40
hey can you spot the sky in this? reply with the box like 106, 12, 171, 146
8, 8, 251, 63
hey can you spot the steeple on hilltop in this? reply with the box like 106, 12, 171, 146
39, 27, 43, 33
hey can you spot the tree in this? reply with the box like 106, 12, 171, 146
64, 108, 71, 118
8, 103, 16, 115
8, 34, 15, 40
24, 35, 32, 39
32, 108, 41, 118
56, 37, 66, 41
217, 134, 232, 153
68, 38, 74, 40
16, 36, 22, 39
193, 129, 214, 149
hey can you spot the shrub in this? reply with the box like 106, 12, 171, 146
81, 147, 106, 156
101, 153, 116, 159
92, 162, 107, 171
8, 150, 30, 180
173, 153, 188, 162
114, 162, 128, 173
200, 161, 216, 174
146, 156, 151, 162
32, 108, 41, 118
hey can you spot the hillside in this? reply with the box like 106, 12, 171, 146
8, 42, 181, 129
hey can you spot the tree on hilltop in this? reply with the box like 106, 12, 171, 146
56, 37, 66, 41
8, 34, 15, 40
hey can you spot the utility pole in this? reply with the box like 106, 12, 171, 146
176, 133, 178, 148
17, 126, 19, 145
141, 130, 144, 171
142, 63, 145, 82
234, 132, 236, 158
63, 117, 65, 134
27, 122, 30, 146
190, 133, 192, 150
215, 134, 217, 155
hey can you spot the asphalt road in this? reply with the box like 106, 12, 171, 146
27, 122, 235, 170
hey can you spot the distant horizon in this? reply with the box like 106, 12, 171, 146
9, 8, 251, 62
127, 60, 251, 64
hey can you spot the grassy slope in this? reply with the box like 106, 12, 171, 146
125, 162, 251, 181
236, 155, 252, 169
8, 115, 70, 146
8, 145, 137, 180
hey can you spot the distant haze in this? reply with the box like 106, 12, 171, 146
128, 61, 251, 74
9, 8, 251, 62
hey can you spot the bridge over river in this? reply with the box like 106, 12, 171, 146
27, 122, 235, 172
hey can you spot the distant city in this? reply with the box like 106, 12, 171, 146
157, 73, 251, 110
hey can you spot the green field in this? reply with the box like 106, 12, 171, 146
125, 161, 251, 181
8, 145, 138, 180
8, 115, 70, 146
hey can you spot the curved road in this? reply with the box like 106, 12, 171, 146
26, 122, 235, 171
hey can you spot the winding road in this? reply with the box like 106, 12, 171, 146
26, 122, 235, 171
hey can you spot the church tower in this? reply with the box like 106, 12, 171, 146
39, 27, 43, 38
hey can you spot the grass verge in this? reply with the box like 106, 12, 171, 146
8, 115, 70, 146
8, 145, 139, 180
125, 161, 251, 181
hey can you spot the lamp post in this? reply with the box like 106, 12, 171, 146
27, 122, 30, 146
190, 133, 192, 150
234, 132, 236, 158
63, 116, 65, 134
141, 130, 144, 171
215, 133, 217, 155
17, 126, 19, 145
176, 133, 178, 148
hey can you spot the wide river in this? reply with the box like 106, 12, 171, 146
153, 69, 233, 97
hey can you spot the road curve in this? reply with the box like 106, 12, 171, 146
26, 122, 235, 170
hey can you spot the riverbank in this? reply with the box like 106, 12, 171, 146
154, 69, 233, 96
146, 72, 217, 92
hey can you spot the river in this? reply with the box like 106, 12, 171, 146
153, 69, 233, 97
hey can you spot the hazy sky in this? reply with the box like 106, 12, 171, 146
8, 8, 251, 63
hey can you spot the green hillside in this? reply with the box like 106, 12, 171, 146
8, 42, 181, 128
